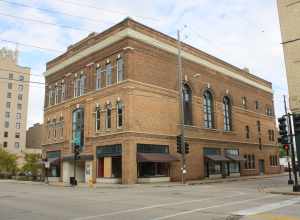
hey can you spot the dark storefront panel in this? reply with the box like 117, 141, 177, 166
46, 151, 61, 177
137, 144, 169, 154
96, 144, 122, 157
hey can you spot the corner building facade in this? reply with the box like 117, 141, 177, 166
43, 18, 280, 184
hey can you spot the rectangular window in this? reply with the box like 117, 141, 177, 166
5, 112, 10, 118
18, 84, 23, 92
15, 142, 20, 149
244, 154, 255, 169
6, 102, 11, 108
16, 123, 20, 129
8, 82, 12, 89
3, 141, 7, 148
117, 58, 123, 83
55, 86, 59, 104
4, 121, 9, 128
15, 132, 20, 138
255, 101, 259, 110
257, 121, 261, 132
4, 131, 8, 138
245, 126, 250, 139
106, 63, 112, 86
9, 73, 13, 80
7, 92, 12, 98
16, 113, 21, 119
17, 103, 22, 110
96, 68, 102, 90
18, 94, 22, 101
19, 75, 24, 81
80, 75, 85, 96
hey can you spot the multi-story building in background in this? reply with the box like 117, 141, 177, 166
26, 123, 42, 155
277, 0, 300, 113
0, 47, 30, 163
43, 18, 280, 184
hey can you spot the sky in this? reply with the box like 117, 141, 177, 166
0, 0, 289, 128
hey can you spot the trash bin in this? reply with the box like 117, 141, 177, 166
70, 177, 77, 186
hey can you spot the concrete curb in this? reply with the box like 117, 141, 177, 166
267, 191, 300, 196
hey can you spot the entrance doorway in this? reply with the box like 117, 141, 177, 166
259, 160, 265, 175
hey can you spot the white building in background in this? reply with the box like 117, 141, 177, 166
0, 47, 30, 164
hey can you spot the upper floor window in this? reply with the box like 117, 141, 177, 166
18, 94, 22, 101
245, 125, 250, 139
3, 141, 7, 148
4, 131, 8, 138
15, 132, 20, 138
241, 96, 247, 109
61, 83, 65, 101
203, 90, 213, 128
55, 86, 59, 104
117, 58, 124, 83
15, 142, 20, 149
6, 102, 11, 108
19, 75, 24, 81
16, 122, 20, 129
223, 96, 232, 131
74, 74, 86, 97
95, 106, 101, 131
17, 103, 22, 110
8, 73, 13, 80
18, 85, 23, 92
183, 84, 192, 125
8, 82, 12, 89
106, 63, 112, 86
116, 101, 123, 128
5, 112, 10, 118
96, 68, 102, 90
266, 107, 273, 116
255, 100, 260, 110
268, 130, 275, 142
105, 104, 112, 129
16, 113, 21, 119
7, 92, 12, 98
257, 120, 261, 132
4, 121, 9, 128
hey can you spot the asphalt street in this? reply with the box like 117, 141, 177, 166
0, 175, 299, 220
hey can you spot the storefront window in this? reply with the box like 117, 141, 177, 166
138, 162, 168, 177
208, 161, 221, 175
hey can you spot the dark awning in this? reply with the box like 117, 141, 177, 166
137, 153, 179, 163
226, 155, 246, 162
63, 154, 93, 162
205, 155, 229, 162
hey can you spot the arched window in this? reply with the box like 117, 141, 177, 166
203, 90, 214, 128
72, 108, 84, 148
116, 101, 124, 128
223, 96, 232, 131
183, 84, 192, 125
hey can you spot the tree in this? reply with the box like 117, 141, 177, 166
0, 149, 17, 175
22, 153, 42, 178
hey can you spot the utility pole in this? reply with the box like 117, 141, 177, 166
284, 95, 300, 192
284, 96, 294, 185
177, 30, 186, 184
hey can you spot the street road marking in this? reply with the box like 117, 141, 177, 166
150, 195, 277, 220
232, 197, 300, 216
71, 192, 246, 220
248, 213, 300, 220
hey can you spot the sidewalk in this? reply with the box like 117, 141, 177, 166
0, 173, 289, 189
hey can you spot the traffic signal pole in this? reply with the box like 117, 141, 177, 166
177, 30, 186, 184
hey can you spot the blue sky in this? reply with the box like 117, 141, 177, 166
0, 0, 288, 128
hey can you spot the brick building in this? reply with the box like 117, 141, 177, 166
43, 18, 280, 184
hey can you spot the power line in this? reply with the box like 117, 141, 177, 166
0, 0, 112, 25
0, 38, 63, 53
0, 11, 94, 32
57, 0, 159, 22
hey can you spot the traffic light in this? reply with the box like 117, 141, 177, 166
185, 142, 189, 154
74, 144, 81, 160
278, 116, 289, 144
176, 135, 182, 154
293, 113, 300, 134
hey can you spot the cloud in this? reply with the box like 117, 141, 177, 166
0, 0, 288, 127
